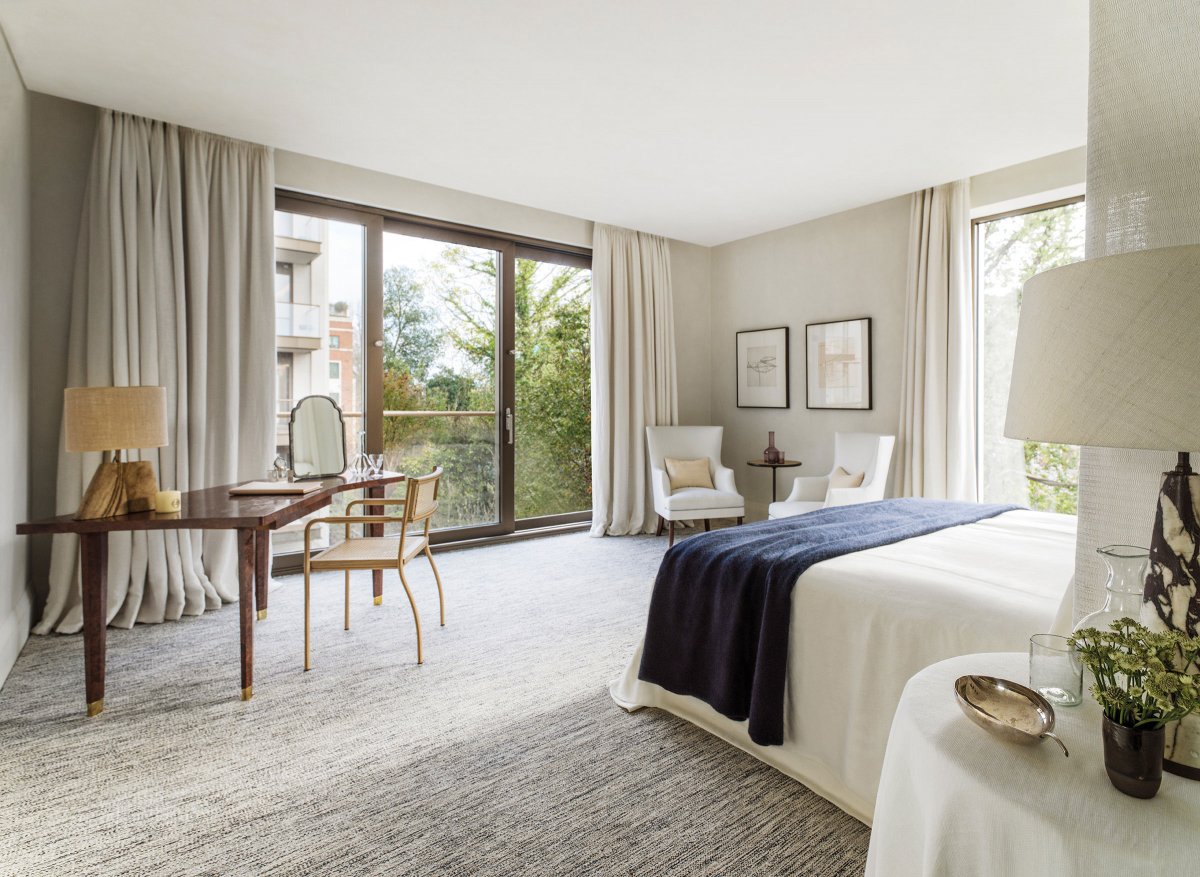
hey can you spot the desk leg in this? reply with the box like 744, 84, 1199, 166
237, 528, 254, 701
254, 529, 269, 621
771, 471, 778, 504
369, 485, 384, 605
80, 532, 108, 717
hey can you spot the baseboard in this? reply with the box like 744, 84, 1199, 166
0, 582, 32, 692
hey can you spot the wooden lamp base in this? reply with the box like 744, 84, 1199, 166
76, 460, 159, 520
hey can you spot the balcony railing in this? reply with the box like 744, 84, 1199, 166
276, 301, 321, 338
274, 410, 494, 420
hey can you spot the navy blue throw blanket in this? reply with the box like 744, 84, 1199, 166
638, 498, 1019, 746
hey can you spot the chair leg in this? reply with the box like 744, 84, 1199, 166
425, 546, 446, 627
304, 566, 313, 671
344, 570, 351, 631
668, 519, 676, 547
738, 516, 744, 525
704, 519, 710, 532
397, 563, 424, 665
655, 515, 664, 537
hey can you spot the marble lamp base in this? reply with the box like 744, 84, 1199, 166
1142, 452, 1200, 779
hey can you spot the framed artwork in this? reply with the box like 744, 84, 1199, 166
806, 317, 872, 410
736, 326, 789, 408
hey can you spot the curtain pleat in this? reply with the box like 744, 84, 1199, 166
590, 224, 678, 536
34, 110, 274, 635
896, 181, 977, 502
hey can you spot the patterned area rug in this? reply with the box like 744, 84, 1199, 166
0, 532, 869, 876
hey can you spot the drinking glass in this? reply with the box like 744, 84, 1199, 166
1029, 634, 1083, 706
367, 454, 385, 475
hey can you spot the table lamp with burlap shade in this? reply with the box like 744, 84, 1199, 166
65, 386, 169, 520
1005, 243, 1200, 778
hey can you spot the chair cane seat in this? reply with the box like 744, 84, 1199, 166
310, 534, 428, 571
302, 466, 444, 671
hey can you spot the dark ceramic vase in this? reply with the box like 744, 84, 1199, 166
763, 431, 783, 464
1102, 715, 1164, 799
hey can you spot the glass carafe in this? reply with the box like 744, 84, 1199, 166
1073, 545, 1149, 633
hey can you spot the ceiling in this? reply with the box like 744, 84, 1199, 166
0, 1, 1088, 246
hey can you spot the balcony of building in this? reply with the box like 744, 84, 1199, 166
276, 301, 321, 350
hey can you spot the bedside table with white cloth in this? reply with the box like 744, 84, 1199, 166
866, 652, 1200, 876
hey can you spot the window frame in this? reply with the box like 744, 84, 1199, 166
971, 194, 1085, 505
274, 189, 594, 551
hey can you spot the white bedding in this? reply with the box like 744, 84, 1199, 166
610, 509, 1076, 825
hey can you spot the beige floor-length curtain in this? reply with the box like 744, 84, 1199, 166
590, 224, 678, 536
896, 181, 977, 501
35, 109, 275, 634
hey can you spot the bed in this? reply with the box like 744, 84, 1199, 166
610, 506, 1076, 825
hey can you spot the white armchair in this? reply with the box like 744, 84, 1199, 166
646, 426, 745, 546
768, 432, 896, 519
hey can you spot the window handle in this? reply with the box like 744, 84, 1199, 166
505, 408, 514, 446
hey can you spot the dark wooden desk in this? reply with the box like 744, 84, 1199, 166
16, 471, 404, 716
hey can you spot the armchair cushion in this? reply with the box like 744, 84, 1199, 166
828, 466, 865, 490
662, 487, 743, 512
665, 457, 714, 491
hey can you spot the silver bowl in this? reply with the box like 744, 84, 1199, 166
954, 675, 1069, 757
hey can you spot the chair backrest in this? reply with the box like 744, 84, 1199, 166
404, 467, 443, 526
645, 426, 725, 475
832, 433, 896, 489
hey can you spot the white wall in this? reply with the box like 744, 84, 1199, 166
709, 196, 912, 520
970, 146, 1086, 215
27, 93, 94, 605
0, 32, 31, 687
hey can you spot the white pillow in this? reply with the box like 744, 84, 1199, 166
665, 457, 714, 491
828, 466, 865, 489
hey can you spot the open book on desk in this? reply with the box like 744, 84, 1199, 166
229, 481, 326, 496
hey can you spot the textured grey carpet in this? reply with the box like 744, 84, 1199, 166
0, 532, 869, 876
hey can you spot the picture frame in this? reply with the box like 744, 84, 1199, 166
805, 317, 872, 410
736, 326, 789, 409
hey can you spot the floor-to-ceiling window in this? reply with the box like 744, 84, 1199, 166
271, 192, 592, 564
975, 197, 1085, 512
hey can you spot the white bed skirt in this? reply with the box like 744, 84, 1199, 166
610, 509, 1077, 825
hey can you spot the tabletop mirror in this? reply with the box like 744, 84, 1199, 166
289, 395, 347, 479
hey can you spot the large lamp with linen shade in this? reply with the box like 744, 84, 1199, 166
1004, 243, 1200, 777
65, 386, 169, 520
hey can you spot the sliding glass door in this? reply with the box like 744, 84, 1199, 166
272, 192, 590, 556
513, 249, 592, 522
271, 200, 370, 559
380, 225, 508, 537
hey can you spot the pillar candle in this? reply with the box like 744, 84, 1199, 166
155, 490, 181, 514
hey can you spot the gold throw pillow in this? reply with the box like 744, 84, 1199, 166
665, 457, 714, 491
829, 466, 865, 489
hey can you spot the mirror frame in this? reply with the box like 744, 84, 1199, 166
288, 394, 349, 480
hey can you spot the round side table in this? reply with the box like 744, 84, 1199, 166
867, 652, 1200, 876
746, 459, 802, 503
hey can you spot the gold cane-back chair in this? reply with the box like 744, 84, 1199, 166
302, 467, 445, 669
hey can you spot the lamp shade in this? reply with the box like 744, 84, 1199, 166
1004, 244, 1200, 452
64, 386, 169, 452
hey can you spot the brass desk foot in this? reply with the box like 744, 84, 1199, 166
256, 609, 267, 621
240, 685, 253, 701
86, 698, 104, 717
373, 596, 382, 606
